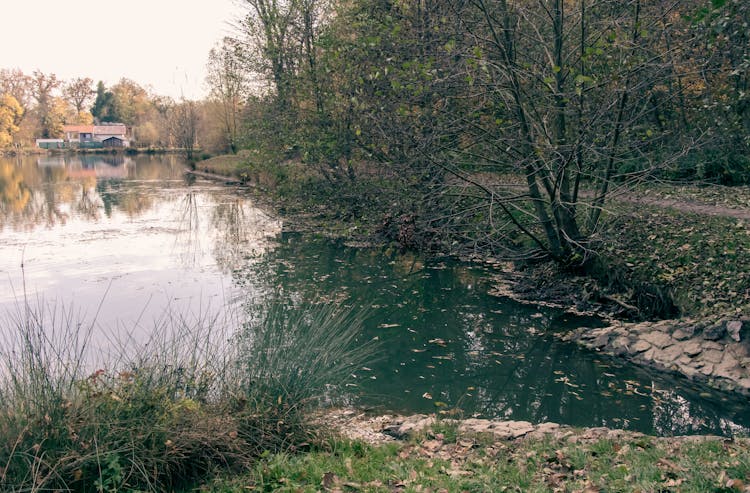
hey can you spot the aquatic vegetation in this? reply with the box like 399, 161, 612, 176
0, 298, 372, 492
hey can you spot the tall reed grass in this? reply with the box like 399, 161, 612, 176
0, 298, 373, 492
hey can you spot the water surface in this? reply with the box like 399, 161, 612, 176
1, 154, 748, 436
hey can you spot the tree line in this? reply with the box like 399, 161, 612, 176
2, 0, 748, 263
0, 70, 226, 155
212, 0, 748, 263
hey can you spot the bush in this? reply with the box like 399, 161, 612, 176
0, 299, 372, 492
669, 149, 750, 185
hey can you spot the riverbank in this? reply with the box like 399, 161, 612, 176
201, 409, 750, 492
192, 155, 750, 396
1, 146, 191, 157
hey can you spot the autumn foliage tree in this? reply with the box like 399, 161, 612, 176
0, 94, 23, 148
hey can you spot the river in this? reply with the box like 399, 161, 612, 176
1, 154, 748, 436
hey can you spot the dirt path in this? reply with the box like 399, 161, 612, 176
606, 191, 750, 220
463, 173, 750, 220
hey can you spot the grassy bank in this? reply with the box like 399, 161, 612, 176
0, 301, 372, 492
200, 421, 750, 492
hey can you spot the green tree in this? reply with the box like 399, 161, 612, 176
91, 80, 114, 121
346, 0, 695, 263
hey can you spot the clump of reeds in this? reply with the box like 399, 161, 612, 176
0, 298, 372, 492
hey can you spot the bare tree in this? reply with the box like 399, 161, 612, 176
409, 0, 694, 263
63, 77, 94, 114
0, 69, 32, 117
206, 37, 249, 153
241, 0, 301, 109
169, 99, 200, 160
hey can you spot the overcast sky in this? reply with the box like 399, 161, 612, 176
1, 0, 244, 99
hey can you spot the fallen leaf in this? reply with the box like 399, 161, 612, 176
321, 471, 340, 490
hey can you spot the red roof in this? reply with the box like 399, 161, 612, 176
63, 125, 94, 133
93, 125, 126, 136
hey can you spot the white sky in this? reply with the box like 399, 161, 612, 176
1, 0, 244, 99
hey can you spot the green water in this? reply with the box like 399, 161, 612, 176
1, 154, 748, 436
235, 234, 750, 436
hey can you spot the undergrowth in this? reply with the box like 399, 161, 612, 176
0, 299, 373, 492
599, 204, 750, 318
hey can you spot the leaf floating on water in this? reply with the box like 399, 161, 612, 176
555, 376, 579, 388
422, 392, 433, 400
378, 323, 401, 328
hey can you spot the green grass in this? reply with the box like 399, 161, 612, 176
0, 299, 373, 492
197, 431, 750, 492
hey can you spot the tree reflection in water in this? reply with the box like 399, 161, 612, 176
2, 155, 749, 436
175, 189, 281, 272
0, 155, 159, 229
176, 191, 202, 267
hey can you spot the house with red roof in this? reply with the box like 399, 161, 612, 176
62, 123, 130, 148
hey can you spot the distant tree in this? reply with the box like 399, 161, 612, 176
0, 69, 32, 117
169, 99, 200, 160
149, 94, 176, 146
206, 37, 249, 153
109, 78, 151, 126
71, 110, 94, 125
0, 93, 24, 147
63, 77, 94, 114
41, 97, 69, 138
91, 81, 114, 121
30, 70, 61, 138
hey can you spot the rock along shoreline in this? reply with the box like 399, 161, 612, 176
563, 318, 750, 395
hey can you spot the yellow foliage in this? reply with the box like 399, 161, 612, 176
73, 111, 94, 125
0, 93, 23, 148
0, 161, 31, 212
